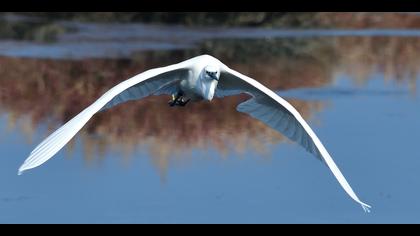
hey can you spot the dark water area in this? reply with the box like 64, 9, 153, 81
1, 15, 420, 223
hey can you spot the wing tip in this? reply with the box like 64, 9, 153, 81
360, 202, 372, 213
17, 163, 30, 175
17, 168, 25, 176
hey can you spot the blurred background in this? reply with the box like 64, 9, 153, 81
1, 12, 420, 223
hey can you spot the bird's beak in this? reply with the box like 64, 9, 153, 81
210, 74, 219, 81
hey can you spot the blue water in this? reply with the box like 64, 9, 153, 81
1, 73, 419, 223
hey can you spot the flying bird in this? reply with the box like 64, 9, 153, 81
18, 54, 371, 212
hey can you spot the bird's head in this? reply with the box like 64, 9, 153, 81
204, 65, 220, 81
200, 65, 220, 101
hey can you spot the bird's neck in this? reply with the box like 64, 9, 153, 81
198, 74, 217, 101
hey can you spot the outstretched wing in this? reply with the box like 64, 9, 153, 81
215, 65, 371, 212
18, 60, 193, 175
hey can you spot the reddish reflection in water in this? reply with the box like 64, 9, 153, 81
1, 34, 419, 175
0, 53, 327, 173
335, 36, 420, 94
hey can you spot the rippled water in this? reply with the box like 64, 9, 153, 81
1, 18, 420, 223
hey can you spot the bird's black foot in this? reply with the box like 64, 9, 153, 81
168, 92, 189, 107
177, 98, 191, 106
168, 94, 178, 107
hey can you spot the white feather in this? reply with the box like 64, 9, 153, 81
18, 59, 194, 175
18, 54, 371, 212
217, 65, 371, 212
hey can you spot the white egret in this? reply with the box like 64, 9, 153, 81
18, 54, 371, 212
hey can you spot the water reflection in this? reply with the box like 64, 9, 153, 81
1, 28, 420, 177
0, 55, 326, 175
335, 36, 419, 95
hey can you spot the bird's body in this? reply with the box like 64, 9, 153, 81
18, 54, 371, 212
172, 56, 221, 103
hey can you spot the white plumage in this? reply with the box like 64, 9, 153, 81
18, 54, 371, 212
